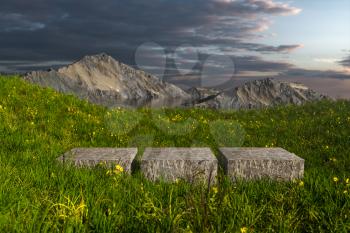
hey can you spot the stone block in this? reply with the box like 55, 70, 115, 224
58, 147, 137, 173
219, 147, 304, 181
141, 147, 217, 183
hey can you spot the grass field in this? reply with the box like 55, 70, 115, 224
0, 76, 349, 232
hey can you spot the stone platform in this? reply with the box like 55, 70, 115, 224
219, 147, 304, 181
141, 147, 217, 183
58, 148, 137, 173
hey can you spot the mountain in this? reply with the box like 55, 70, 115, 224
182, 78, 329, 109
182, 87, 232, 109
23, 53, 190, 107
23, 54, 329, 109
230, 78, 329, 109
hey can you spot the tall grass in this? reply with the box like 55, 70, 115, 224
0, 76, 349, 232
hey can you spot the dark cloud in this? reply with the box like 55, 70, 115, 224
281, 68, 350, 80
163, 54, 293, 88
338, 55, 350, 68
0, 13, 45, 32
0, 60, 71, 73
234, 55, 292, 72
0, 0, 301, 72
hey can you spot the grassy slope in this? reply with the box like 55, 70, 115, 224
0, 76, 349, 232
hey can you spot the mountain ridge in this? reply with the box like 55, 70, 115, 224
230, 78, 329, 109
24, 53, 190, 107
23, 53, 329, 109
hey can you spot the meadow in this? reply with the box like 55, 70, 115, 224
0, 75, 349, 232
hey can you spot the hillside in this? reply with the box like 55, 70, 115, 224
0, 76, 349, 232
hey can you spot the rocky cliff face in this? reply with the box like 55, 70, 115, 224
230, 78, 329, 109
23, 53, 190, 107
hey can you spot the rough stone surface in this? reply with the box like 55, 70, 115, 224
58, 147, 137, 173
24, 53, 190, 108
219, 147, 304, 181
141, 147, 217, 183
230, 78, 329, 109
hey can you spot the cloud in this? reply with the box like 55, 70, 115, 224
214, 0, 301, 16
314, 58, 340, 64
0, 13, 45, 32
0, 60, 71, 73
234, 55, 293, 72
280, 68, 350, 80
163, 54, 294, 88
338, 55, 350, 68
0, 0, 302, 71
254, 44, 303, 53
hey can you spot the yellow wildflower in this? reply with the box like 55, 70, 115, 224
115, 164, 124, 173
240, 227, 248, 233
106, 164, 123, 175
333, 177, 339, 182
346, 178, 349, 184
299, 181, 304, 187
171, 114, 182, 122
212, 186, 218, 194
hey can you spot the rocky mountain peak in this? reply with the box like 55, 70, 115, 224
23, 53, 190, 107
231, 78, 329, 109
77, 53, 122, 66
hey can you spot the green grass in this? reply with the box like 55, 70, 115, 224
0, 75, 349, 232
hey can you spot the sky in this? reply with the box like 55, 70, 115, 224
0, 0, 350, 98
